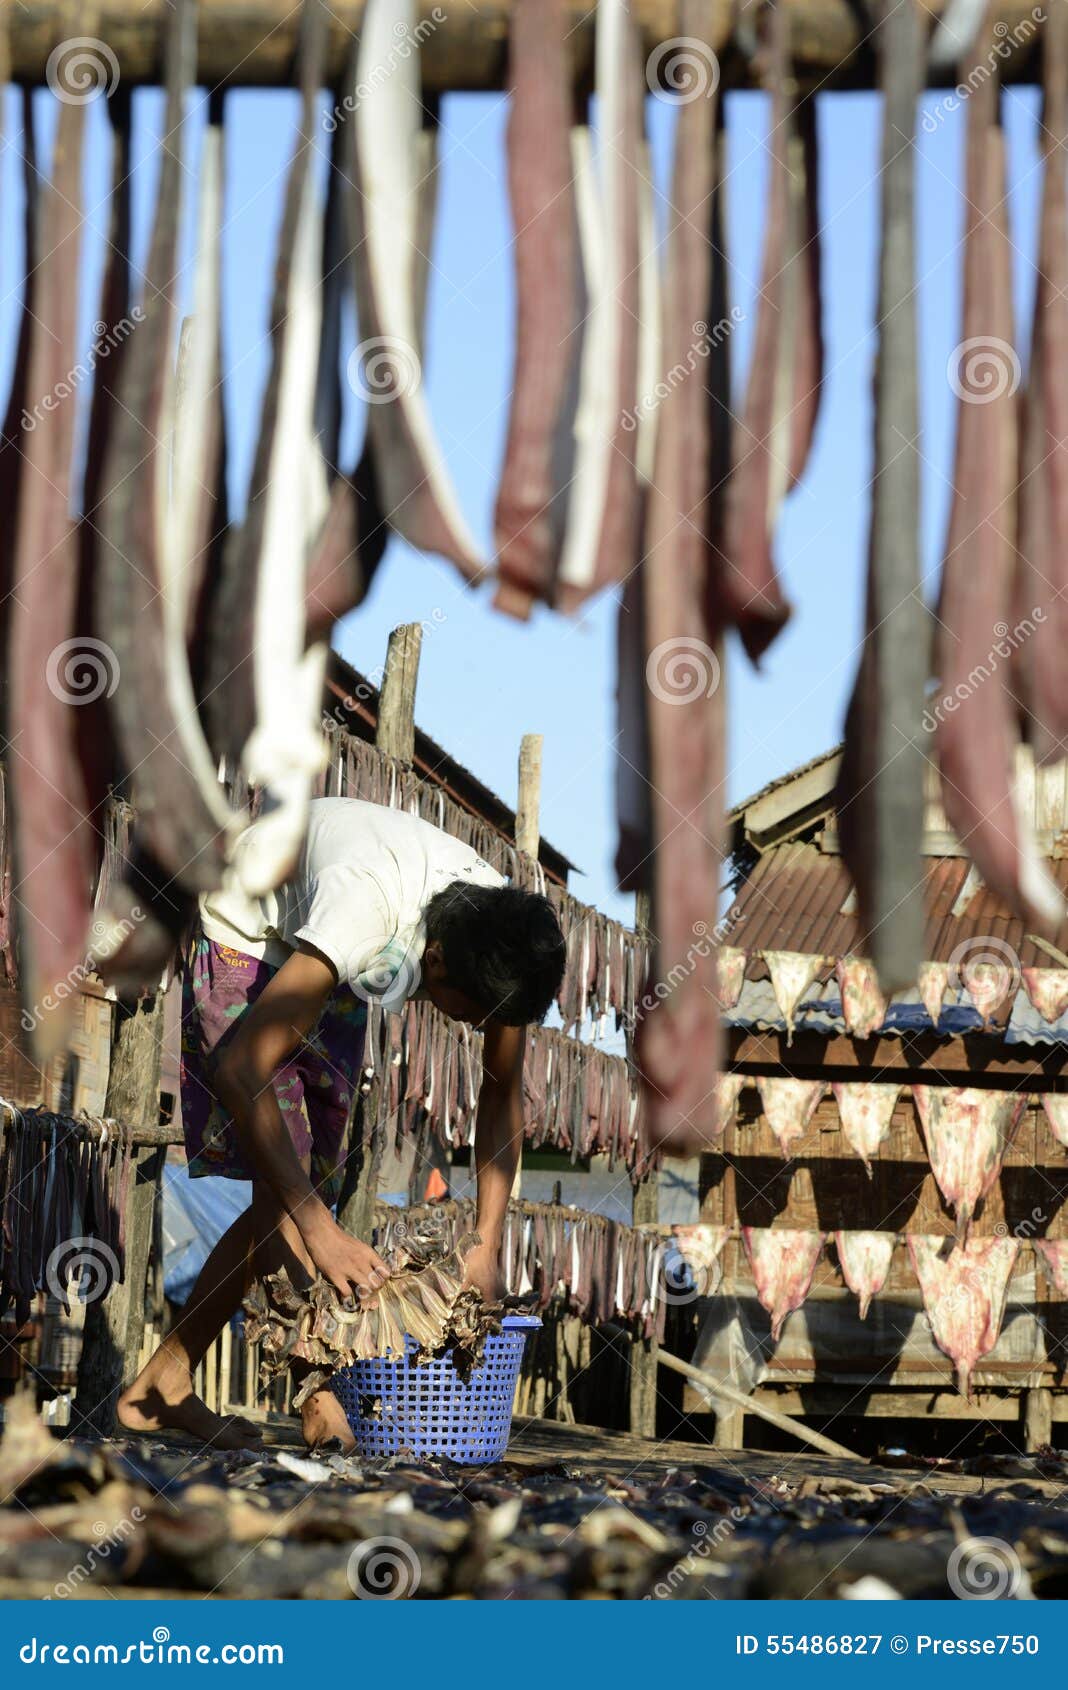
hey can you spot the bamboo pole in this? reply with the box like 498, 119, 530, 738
512, 733, 543, 1203
629, 889, 659, 1440
605, 1322, 860, 1460
4, 1, 1049, 90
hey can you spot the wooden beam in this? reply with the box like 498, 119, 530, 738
628, 888, 660, 1440
728, 1026, 1068, 1083
5, 1, 1050, 90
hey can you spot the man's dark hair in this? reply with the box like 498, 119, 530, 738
423, 883, 566, 1026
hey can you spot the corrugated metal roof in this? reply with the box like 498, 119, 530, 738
727, 843, 1068, 971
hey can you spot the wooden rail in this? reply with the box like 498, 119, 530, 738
4, 0, 1050, 91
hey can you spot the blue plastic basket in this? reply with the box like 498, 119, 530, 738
331, 1314, 541, 1464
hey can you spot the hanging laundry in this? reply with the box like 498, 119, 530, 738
716, 947, 747, 1011
1021, 968, 1068, 1023
835, 958, 888, 1040
1040, 1094, 1068, 1150
761, 951, 827, 1043
743, 1228, 825, 1343
832, 1082, 900, 1176
1034, 1239, 1068, 1297
834, 1231, 895, 1320
756, 1078, 826, 1159
907, 1234, 1019, 1400
919, 962, 950, 1030
912, 1086, 1024, 1239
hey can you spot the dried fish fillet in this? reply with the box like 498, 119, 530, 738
832, 1081, 900, 1175
912, 1085, 1024, 1240
907, 1234, 1019, 1400
743, 1227, 824, 1342
834, 1231, 895, 1320
756, 1077, 825, 1159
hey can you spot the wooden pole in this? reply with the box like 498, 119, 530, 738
606, 1322, 860, 1460
5, 1, 1049, 90
74, 994, 165, 1437
338, 624, 423, 1238
512, 733, 543, 1203
629, 887, 659, 1439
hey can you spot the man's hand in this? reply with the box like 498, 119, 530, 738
303, 1212, 390, 1299
463, 1238, 505, 1304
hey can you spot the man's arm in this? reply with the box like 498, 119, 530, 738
213, 944, 388, 1297
466, 1020, 525, 1300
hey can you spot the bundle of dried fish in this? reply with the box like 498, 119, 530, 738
243, 1228, 501, 1407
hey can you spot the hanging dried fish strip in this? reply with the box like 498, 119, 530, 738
96, 0, 239, 898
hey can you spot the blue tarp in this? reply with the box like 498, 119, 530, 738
161, 1165, 250, 1305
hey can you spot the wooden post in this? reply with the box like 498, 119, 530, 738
512, 733, 543, 1201
338, 625, 423, 1239
1024, 1386, 1053, 1451
629, 888, 659, 1439
74, 994, 165, 1437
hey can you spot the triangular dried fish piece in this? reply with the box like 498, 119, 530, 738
832, 1082, 900, 1175
1021, 968, 1068, 1023
835, 958, 887, 1040
742, 1228, 824, 1343
919, 961, 950, 1028
671, 1223, 729, 1296
761, 950, 827, 1042
1034, 1238, 1068, 1296
834, 1231, 896, 1319
715, 1073, 745, 1136
756, 1077, 825, 1159
907, 1234, 1019, 1400
912, 1086, 1025, 1241
1041, 1093, 1068, 1150
716, 946, 747, 1010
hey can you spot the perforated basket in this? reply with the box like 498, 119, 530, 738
330, 1315, 541, 1464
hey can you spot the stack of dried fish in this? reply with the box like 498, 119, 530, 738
243, 1225, 501, 1406
375, 1199, 669, 1340
0, 1107, 133, 1324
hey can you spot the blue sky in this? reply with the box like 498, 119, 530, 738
0, 75, 1048, 926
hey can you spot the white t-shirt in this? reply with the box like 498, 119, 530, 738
200, 798, 505, 1006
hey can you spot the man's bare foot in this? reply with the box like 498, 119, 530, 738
117, 1358, 261, 1451
301, 1387, 356, 1452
